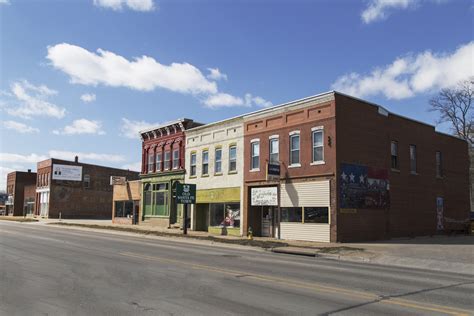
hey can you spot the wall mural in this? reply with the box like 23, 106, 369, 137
340, 163, 390, 209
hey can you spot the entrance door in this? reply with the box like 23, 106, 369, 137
261, 207, 272, 237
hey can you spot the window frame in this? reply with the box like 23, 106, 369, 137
409, 144, 417, 174
311, 127, 324, 164
229, 145, 237, 173
202, 150, 209, 176
164, 151, 171, 171
215, 147, 222, 174
250, 139, 260, 171
436, 151, 443, 178
190, 152, 197, 177
147, 150, 154, 173
269, 136, 279, 165
289, 131, 300, 167
155, 151, 162, 172
391, 141, 399, 170
83, 174, 91, 189
172, 148, 180, 170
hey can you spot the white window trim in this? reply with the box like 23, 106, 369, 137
288, 164, 301, 168
289, 133, 300, 166
312, 129, 325, 164
269, 134, 279, 139
172, 149, 179, 169
250, 140, 260, 171
289, 130, 300, 136
250, 138, 260, 143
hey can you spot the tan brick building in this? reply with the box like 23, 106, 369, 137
243, 92, 470, 242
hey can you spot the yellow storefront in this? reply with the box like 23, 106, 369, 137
193, 187, 241, 236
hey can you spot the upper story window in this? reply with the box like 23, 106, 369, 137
147, 151, 154, 173
164, 151, 171, 170
215, 148, 222, 174
156, 152, 162, 172
391, 141, 399, 170
312, 128, 324, 163
229, 145, 237, 173
202, 150, 209, 175
251, 140, 260, 170
269, 137, 279, 164
190, 152, 197, 176
172, 149, 180, 169
410, 145, 417, 174
289, 132, 300, 166
436, 151, 443, 178
83, 174, 90, 189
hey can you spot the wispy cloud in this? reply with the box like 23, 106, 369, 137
361, 0, 417, 24
48, 150, 125, 162
53, 118, 105, 135
120, 118, 161, 139
80, 93, 96, 103
203, 92, 272, 109
121, 161, 141, 171
2, 120, 40, 134
332, 41, 474, 100
93, 0, 155, 12
1, 80, 65, 119
207, 68, 228, 81
0, 0, 10, 5
0, 153, 49, 163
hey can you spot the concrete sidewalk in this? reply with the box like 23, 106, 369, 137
25, 218, 474, 275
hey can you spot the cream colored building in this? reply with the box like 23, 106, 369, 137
185, 116, 244, 236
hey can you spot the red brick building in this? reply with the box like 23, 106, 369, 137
35, 157, 139, 219
243, 91, 470, 242
5, 170, 37, 216
139, 119, 203, 227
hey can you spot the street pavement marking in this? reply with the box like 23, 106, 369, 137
119, 251, 472, 316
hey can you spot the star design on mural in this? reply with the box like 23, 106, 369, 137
341, 172, 347, 181
349, 173, 355, 182
359, 174, 365, 183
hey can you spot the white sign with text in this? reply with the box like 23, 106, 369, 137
251, 187, 278, 206
52, 164, 83, 181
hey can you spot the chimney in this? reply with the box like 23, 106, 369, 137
27, 169, 31, 173
74, 156, 79, 163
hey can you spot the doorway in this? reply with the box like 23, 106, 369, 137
261, 206, 275, 237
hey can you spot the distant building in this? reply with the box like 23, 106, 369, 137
185, 116, 244, 236
35, 157, 139, 219
139, 119, 203, 228
242, 91, 470, 242
112, 180, 141, 225
5, 170, 37, 216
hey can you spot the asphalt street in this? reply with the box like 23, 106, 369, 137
0, 221, 473, 316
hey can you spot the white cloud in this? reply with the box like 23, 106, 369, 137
0, 166, 15, 191
47, 43, 217, 95
2, 120, 40, 133
332, 41, 474, 100
80, 93, 96, 103
207, 68, 228, 81
121, 161, 141, 171
361, 0, 418, 24
120, 118, 160, 139
203, 93, 245, 108
245, 93, 273, 108
1, 80, 65, 119
0, 0, 10, 5
53, 118, 105, 135
0, 153, 48, 164
93, 0, 155, 12
48, 150, 125, 162
203, 92, 272, 109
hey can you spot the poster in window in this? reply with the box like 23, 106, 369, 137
436, 197, 444, 230
340, 163, 389, 209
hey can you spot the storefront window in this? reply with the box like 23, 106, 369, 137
304, 207, 328, 223
209, 203, 240, 228
281, 207, 302, 222
115, 201, 134, 217
153, 191, 168, 216
143, 183, 169, 217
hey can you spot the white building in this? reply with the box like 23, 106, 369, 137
185, 116, 244, 236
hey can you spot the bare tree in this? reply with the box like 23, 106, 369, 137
429, 78, 473, 145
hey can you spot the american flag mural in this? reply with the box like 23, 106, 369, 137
340, 163, 390, 209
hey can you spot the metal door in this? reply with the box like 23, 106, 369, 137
261, 207, 272, 237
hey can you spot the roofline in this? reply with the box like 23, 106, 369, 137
243, 90, 335, 119
138, 118, 203, 135
39, 158, 140, 172
333, 91, 467, 143
185, 114, 245, 133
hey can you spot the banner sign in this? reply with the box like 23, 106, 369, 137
251, 187, 278, 206
110, 176, 126, 185
176, 183, 196, 204
340, 163, 389, 209
266, 163, 280, 181
52, 164, 82, 181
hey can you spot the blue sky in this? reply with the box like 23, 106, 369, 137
0, 0, 473, 189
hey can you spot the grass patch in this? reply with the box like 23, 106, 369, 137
0, 217, 38, 222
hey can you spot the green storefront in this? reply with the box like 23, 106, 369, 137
141, 172, 185, 227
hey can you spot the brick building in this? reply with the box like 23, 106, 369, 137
35, 157, 139, 219
112, 180, 141, 225
140, 119, 203, 227
5, 170, 37, 216
243, 91, 470, 242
